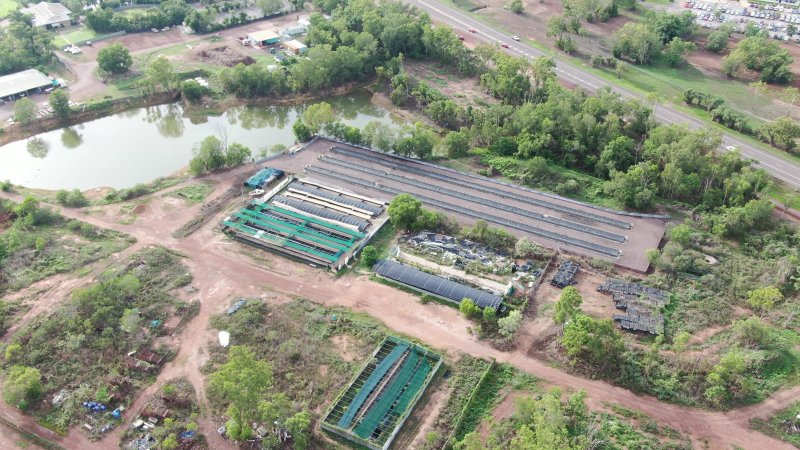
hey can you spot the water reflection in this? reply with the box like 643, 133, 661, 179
0, 90, 400, 190
60, 127, 83, 149
26, 137, 49, 159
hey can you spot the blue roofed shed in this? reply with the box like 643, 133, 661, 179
244, 168, 283, 189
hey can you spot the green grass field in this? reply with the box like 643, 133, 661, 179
0, 0, 17, 18
53, 27, 97, 47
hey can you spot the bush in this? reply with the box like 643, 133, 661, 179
55, 189, 89, 208
360, 245, 379, 268
181, 80, 206, 102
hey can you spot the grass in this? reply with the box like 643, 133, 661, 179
0, 0, 17, 19
53, 27, 97, 47
165, 182, 215, 205
750, 401, 800, 447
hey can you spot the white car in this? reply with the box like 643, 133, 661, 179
511, 35, 520, 41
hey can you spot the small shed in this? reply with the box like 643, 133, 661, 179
244, 168, 283, 189
285, 39, 308, 55
248, 29, 281, 46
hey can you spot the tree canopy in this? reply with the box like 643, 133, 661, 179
97, 43, 133, 74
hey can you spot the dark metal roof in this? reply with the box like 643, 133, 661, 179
373, 259, 501, 310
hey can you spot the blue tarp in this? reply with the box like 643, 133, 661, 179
244, 168, 284, 189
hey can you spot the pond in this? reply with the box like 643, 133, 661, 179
0, 90, 400, 190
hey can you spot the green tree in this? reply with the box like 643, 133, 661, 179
181, 80, 206, 102
706, 25, 733, 52
757, 117, 800, 152
97, 42, 133, 74
560, 314, 623, 369
257, 0, 284, 16
360, 245, 379, 267
672, 331, 691, 352
482, 306, 497, 323
303, 102, 336, 133
498, 310, 523, 339
285, 411, 311, 450
225, 142, 251, 167
704, 347, 748, 406
49, 90, 70, 121
144, 56, 176, 92
161, 435, 178, 450
722, 36, 793, 83
603, 162, 658, 210
444, 129, 470, 157
783, 86, 800, 116
13, 98, 35, 124
509, 0, 524, 14
3, 366, 42, 410
663, 37, 696, 67
208, 346, 273, 438
292, 120, 313, 142
668, 224, 692, 246
611, 22, 662, 64
747, 286, 783, 314
189, 136, 226, 175
387, 194, 423, 230
554, 286, 582, 324
459, 298, 481, 319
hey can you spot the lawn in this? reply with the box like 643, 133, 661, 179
53, 27, 97, 47
0, 0, 17, 18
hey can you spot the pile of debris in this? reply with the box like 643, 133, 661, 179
196, 46, 255, 67
405, 232, 512, 272
550, 261, 579, 288
598, 279, 667, 334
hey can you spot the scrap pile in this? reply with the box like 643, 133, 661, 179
597, 279, 667, 334
550, 261, 579, 288
405, 232, 510, 271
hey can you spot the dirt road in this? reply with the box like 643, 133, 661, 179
0, 180, 797, 449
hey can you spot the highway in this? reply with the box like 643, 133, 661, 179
405, 0, 800, 189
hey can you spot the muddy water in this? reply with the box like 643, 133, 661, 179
0, 90, 400, 190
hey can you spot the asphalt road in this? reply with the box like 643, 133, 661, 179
406, 0, 800, 189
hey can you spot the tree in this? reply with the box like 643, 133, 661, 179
603, 162, 658, 210
704, 347, 748, 406
667, 223, 692, 246
783, 86, 800, 116
722, 36, 793, 84
285, 411, 311, 450
208, 346, 273, 438
560, 314, 623, 369
49, 90, 70, 121
225, 143, 251, 167
189, 136, 226, 175
444, 129, 470, 157
596, 136, 635, 178
13, 98, 35, 124
145, 56, 176, 92
757, 117, 800, 153
388, 194, 423, 230
509, 0, 524, 14
55, 189, 89, 208
303, 102, 336, 133
611, 22, 662, 64
292, 120, 313, 142
498, 310, 523, 339
663, 37, 696, 67
706, 25, 732, 52
554, 286, 583, 324
257, 0, 284, 16
97, 43, 133, 74
393, 123, 436, 159
0, 12, 57, 76
747, 286, 783, 314
3, 366, 42, 410
181, 80, 205, 102
161, 435, 178, 450
360, 245, 379, 267
459, 298, 481, 319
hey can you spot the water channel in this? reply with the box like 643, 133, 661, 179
0, 90, 399, 190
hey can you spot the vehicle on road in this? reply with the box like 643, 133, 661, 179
468, 28, 476, 33
511, 35, 520, 40
458, 35, 464, 40
500, 42, 509, 48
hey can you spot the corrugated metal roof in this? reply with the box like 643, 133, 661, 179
373, 259, 502, 309
248, 29, 280, 42
22, 2, 72, 27
0, 69, 53, 99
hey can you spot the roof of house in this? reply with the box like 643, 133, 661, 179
0, 69, 53, 98
285, 39, 307, 49
247, 29, 280, 42
22, 2, 72, 27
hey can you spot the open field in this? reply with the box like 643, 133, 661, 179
53, 28, 98, 48
262, 138, 668, 272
